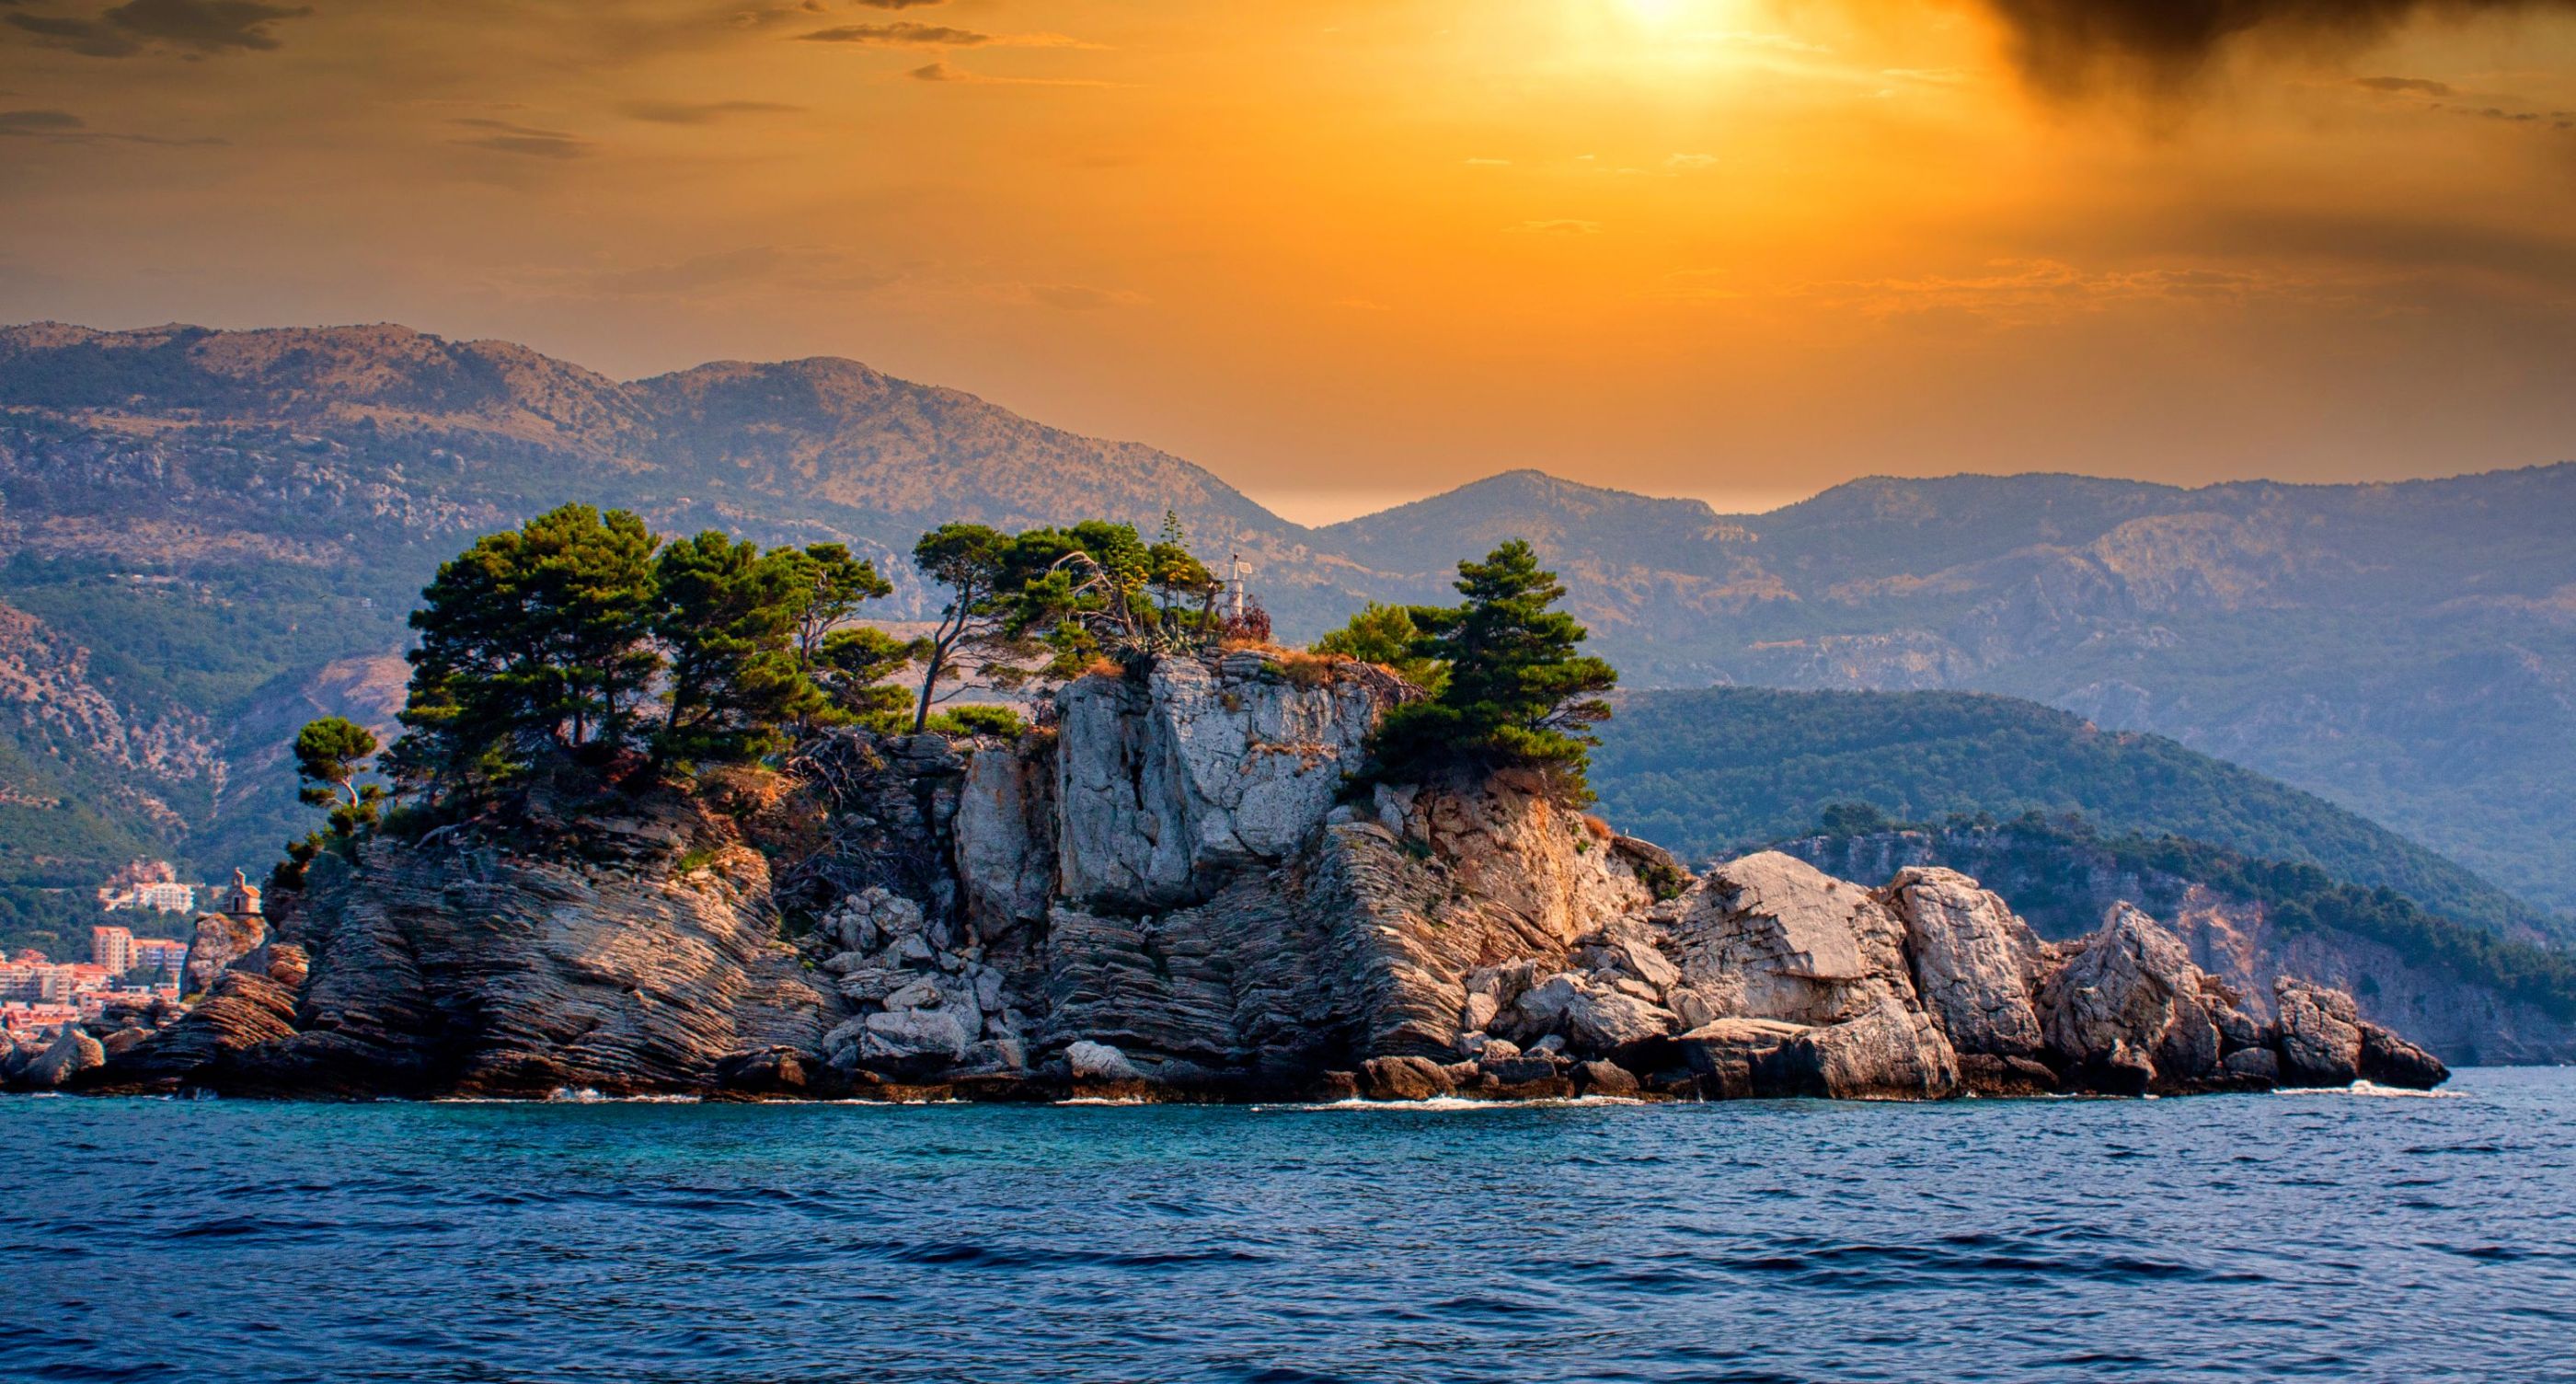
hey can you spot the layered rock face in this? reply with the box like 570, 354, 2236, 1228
53, 651, 2449, 1101
75, 791, 834, 1098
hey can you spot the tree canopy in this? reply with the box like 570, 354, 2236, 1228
384, 504, 903, 800
905, 513, 1225, 730
1361, 539, 1617, 802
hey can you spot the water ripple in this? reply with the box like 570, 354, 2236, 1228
2, 1068, 2571, 1382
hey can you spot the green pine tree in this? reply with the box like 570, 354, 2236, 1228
1367, 539, 1617, 802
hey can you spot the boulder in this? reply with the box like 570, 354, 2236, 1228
836, 966, 912, 1004
1065, 1039, 1141, 1080
1563, 984, 1678, 1054
960, 1037, 1029, 1074
1880, 867, 2047, 1059
1672, 1017, 1807, 1101
100, 1027, 152, 1057
1359, 1055, 1455, 1101
23, 1025, 105, 1089
2039, 904, 2225, 1090
1576, 918, 1681, 992
1664, 852, 1914, 1027
2358, 1023, 2449, 1090
1768, 998, 1959, 1100
821, 1015, 869, 1067
860, 1009, 972, 1068
1572, 1059, 1640, 1097
2273, 977, 2364, 1086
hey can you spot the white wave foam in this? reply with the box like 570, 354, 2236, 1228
1257, 1094, 1650, 1113
2271, 1080, 2459, 1100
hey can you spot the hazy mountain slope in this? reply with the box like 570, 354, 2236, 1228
0, 321, 1348, 895
0, 319, 2568, 925
1360, 465, 2576, 914
1588, 687, 2567, 948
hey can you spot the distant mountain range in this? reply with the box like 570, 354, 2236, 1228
1, 320, 2570, 935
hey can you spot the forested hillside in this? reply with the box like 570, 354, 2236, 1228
1589, 687, 2569, 947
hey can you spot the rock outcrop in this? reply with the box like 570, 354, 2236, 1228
62, 649, 2447, 1102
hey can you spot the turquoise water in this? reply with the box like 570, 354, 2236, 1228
6, 1070, 2573, 1382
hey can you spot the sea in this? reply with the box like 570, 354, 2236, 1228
5, 1068, 2572, 1383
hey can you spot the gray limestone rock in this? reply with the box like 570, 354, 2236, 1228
1665, 852, 1916, 1028
1769, 997, 1960, 1100
2039, 904, 2225, 1090
2274, 977, 2364, 1086
1879, 867, 2049, 1059
1052, 659, 1385, 912
1065, 1039, 1141, 1080
862, 1009, 972, 1067
2358, 1023, 2448, 1090
2223, 1046, 2281, 1083
182, 911, 267, 997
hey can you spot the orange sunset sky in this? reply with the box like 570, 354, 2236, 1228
3, 0, 2572, 522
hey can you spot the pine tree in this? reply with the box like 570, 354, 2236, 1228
1367, 539, 1617, 802
650, 532, 822, 767
396, 503, 661, 789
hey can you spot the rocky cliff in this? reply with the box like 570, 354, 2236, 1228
42, 652, 2448, 1101
1790, 825, 2576, 1066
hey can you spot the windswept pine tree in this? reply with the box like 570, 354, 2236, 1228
1357, 539, 1618, 803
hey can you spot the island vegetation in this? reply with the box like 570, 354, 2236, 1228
270, 505, 1619, 891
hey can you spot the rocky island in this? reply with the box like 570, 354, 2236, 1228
13, 649, 2444, 1102
2, 506, 2448, 1102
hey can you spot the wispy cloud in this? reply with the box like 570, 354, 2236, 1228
617, 98, 803, 125
451, 117, 592, 159
5, 0, 311, 59
2355, 75, 2455, 97
800, 21, 1097, 49
907, 61, 1117, 87
0, 105, 223, 144
1509, 219, 1604, 236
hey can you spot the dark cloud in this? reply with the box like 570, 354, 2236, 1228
2355, 75, 2455, 96
800, 20, 986, 45
6, 0, 309, 58
105, 0, 306, 52
0, 107, 84, 133
451, 117, 592, 159
0, 104, 223, 142
617, 98, 803, 124
1968, 0, 2576, 96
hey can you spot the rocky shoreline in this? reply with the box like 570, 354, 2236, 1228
6, 651, 2447, 1102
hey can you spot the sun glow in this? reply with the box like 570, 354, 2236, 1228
1614, 0, 1743, 34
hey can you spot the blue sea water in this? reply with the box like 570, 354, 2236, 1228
5, 1070, 2573, 1383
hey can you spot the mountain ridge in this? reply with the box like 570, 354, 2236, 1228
1, 318, 2570, 926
